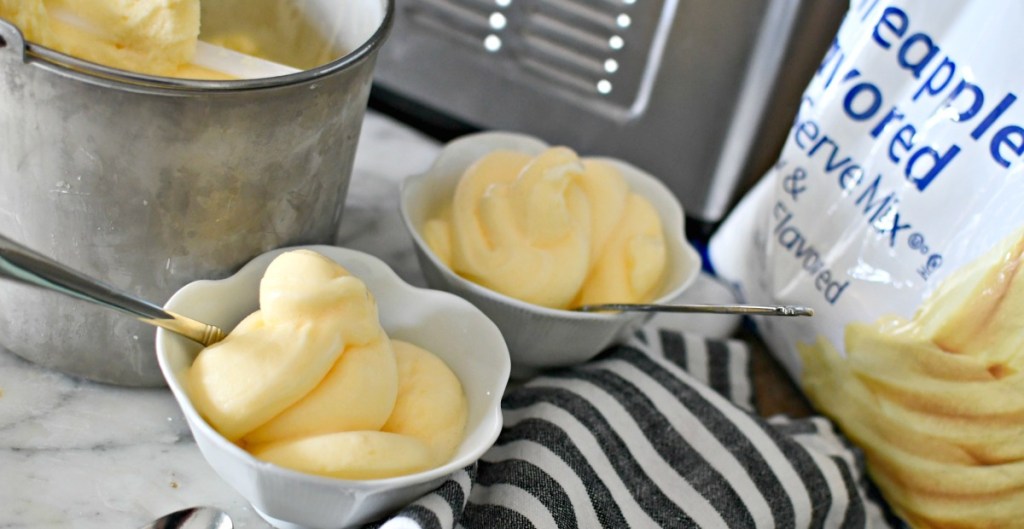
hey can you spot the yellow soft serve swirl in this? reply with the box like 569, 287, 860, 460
2, 0, 207, 77
798, 230, 1024, 529
188, 249, 390, 442
424, 147, 668, 310
187, 250, 468, 480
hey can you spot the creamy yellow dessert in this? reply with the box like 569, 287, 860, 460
187, 249, 468, 480
1, 0, 220, 78
1, 0, 336, 78
382, 340, 470, 464
0, 0, 50, 44
424, 147, 668, 310
50, 0, 201, 76
251, 340, 470, 479
798, 229, 1024, 529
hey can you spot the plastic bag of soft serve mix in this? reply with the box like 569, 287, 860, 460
708, 1, 1024, 527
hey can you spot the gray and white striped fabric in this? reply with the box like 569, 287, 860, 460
371, 327, 891, 529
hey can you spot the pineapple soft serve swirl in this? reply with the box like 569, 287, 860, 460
798, 230, 1024, 528
2, 0, 208, 77
187, 250, 468, 480
424, 147, 668, 310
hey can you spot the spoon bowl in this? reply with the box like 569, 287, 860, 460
139, 506, 232, 529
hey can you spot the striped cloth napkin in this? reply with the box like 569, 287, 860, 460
371, 327, 893, 529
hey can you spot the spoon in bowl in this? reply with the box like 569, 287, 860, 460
0, 233, 225, 346
139, 506, 232, 529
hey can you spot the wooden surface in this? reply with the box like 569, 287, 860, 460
735, 327, 815, 419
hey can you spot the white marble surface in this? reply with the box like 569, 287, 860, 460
0, 111, 443, 529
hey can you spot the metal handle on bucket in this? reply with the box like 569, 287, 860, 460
0, 18, 27, 60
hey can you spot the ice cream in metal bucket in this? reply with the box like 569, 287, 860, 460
0, 0, 393, 386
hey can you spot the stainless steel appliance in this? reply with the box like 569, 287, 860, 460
373, 0, 846, 226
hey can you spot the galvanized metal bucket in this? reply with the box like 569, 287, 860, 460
0, 0, 393, 386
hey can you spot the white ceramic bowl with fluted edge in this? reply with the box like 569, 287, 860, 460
399, 131, 702, 379
155, 245, 510, 529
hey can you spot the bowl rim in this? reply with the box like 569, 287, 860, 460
399, 130, 702, 321
155, 244, 509, 490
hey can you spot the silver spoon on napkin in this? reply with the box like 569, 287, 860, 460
575, 303, 814, 317
0, 233, 225, 346
138, 506, 232, 529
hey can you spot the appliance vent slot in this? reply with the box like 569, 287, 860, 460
520, 57, 601, 95
523, 11, 611, 57
532, 0, 623, 36
521, 33, 605, 78
408, 0, 492, 44
516, 7, 616, 93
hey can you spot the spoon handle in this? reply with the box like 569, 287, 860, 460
576, 303, 814, 317
0, 234, 224, 346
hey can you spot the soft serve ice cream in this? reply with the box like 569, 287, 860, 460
1, 0, 212, 77
797, 230, 1024, 528
0, 0, 330, 78
187, 249, 468, 480
251, 340, 471, 479
50, 0, 202, 76
424, 146, 668, 310
0, 0, 50, 42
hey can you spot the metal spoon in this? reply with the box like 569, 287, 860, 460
138, 506, 232, 529
575, 303, 814, 317
0, 233, 225, 346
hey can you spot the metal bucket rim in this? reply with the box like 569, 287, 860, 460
1, 0, 394, 96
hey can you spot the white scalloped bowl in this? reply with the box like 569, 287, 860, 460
400, 131, 701, 378
155, 245, 510, 529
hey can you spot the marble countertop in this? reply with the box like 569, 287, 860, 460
0, 111, 444, 529
0, 110, 759, 529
